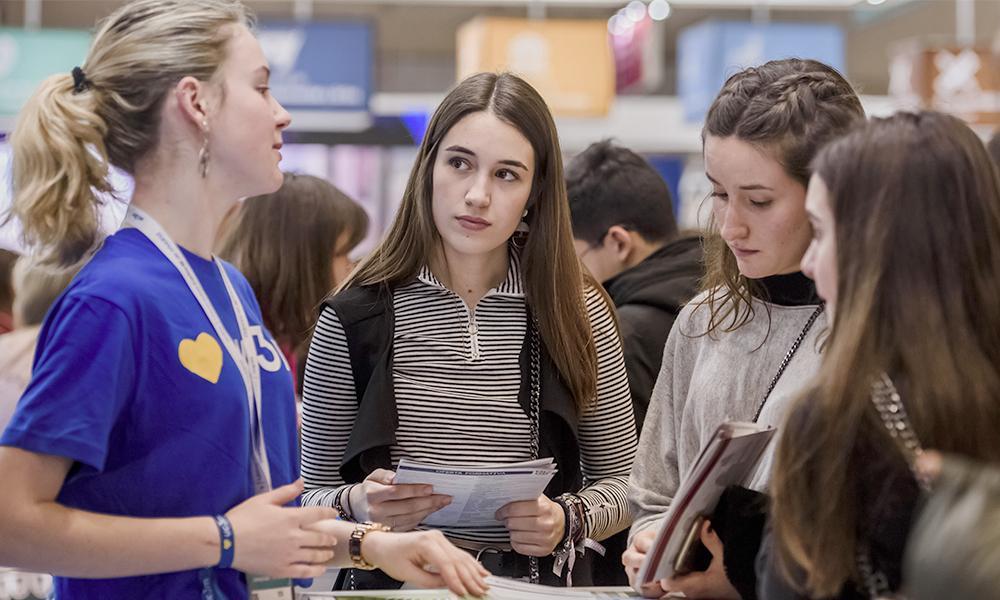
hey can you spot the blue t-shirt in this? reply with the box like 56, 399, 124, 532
1, 228, 300, 599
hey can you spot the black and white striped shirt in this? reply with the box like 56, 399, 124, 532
300, 253, 638, 546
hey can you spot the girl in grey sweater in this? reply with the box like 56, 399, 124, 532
624, 59, 864, 599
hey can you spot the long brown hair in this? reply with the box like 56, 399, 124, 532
340, 72, 607, 411
771, 112, 1000, 596
6, 0, 252, 266
699, 58, 863, 334
219, 172, 368, 349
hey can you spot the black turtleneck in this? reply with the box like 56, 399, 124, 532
752, 271, 821, 307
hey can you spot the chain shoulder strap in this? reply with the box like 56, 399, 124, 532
753, 304, 824, 422
527, 316, 542, 584
528, 316, 541, 462
870, 372, 926, 482
856, 372, 926, 600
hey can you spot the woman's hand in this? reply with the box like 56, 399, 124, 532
624, 528, 669, 598
225, 479, 339, 578
349, 469, 452, 530
363, 529, 490, 598
496, 495, 565, 557
664, 519, 741, 600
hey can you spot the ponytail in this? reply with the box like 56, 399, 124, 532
9, 74, 113, 265
6, 0, 252, 265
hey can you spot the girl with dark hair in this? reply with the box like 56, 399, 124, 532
219, 172, 370, 393
0, 1, 487, 597
625, 58, 864, 599
300, 71, 638, 589
765, 111, 1000, 599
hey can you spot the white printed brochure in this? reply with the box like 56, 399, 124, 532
393, 458, 557, 527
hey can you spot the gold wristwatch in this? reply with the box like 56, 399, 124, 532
349, 522, 392, 570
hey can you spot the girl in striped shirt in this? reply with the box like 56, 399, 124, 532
300, 72, 638, 589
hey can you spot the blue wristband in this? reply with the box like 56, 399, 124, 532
213, 514, 235, 569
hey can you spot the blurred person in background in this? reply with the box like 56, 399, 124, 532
765, 111, 1000, 599
0, 0, 488, 597
218, 172, 369, 395
0, 258, 79, 431
567, 140, 703, 587
567, 139, 702, 431
904, 453, 1000, 600
300, 71, 637, 589
625, 58, 864, 600
0, 249, 18, 334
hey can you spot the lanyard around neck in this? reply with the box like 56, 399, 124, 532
123, 205, 272, 493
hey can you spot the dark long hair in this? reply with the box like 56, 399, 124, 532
220, 172, 368, 350
339, 72, 609, 411
698, 58, 864, 334
771, 112, 1000, 596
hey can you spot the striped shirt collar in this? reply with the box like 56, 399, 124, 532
417, 247, 525, 298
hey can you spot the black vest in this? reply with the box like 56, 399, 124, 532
322, 283, 584, 498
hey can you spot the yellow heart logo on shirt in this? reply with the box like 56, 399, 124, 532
178, 332, 223, 384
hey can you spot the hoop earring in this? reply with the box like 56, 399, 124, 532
511, 213, 530, 249
198, 120, 210, 178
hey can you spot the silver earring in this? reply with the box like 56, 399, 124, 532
511, 210, 529, 250
198, 120, 210, 178
516, 208, 530, 233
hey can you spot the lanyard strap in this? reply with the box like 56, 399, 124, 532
123, 206, 272, 492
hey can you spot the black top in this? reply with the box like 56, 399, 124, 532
753, 271, 822, 307
602, 234, 703, 430
756, 403, 920, 600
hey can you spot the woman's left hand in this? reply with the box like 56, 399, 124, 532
664, 519, 741, 599
496, 495, 566, 557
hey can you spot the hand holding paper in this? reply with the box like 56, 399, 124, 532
496, 494, 565, 556
393, 458, 558, 528
350, 468, 453, 530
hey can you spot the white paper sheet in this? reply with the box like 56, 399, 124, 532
393, 459, 558, 527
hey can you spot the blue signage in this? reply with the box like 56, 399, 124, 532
677, 20, 846, 123
257, 22, 373, 112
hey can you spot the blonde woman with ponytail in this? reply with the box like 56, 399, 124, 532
0, 1, 487, 598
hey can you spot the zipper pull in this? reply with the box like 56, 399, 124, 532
468, 320, 480, 360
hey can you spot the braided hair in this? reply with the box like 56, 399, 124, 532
696, 58, 865, 336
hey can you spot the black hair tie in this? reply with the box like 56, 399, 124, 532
71, 66, 90, 94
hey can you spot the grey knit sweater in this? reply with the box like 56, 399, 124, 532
628, 289, 826, 537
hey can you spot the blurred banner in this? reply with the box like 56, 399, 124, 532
0, 28, 91, 117
677, 20, 846, 123
457, 17, 615, 117
889, 44, 999, 128
258, 22, 373, 112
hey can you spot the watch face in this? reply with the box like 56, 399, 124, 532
350, 525, 376, 570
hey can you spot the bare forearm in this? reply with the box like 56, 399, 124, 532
0, 500, 218, 578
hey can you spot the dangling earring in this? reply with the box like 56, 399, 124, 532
198, 119, 210, 178
512, 208, 529, 249
516, 208, 530, 233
